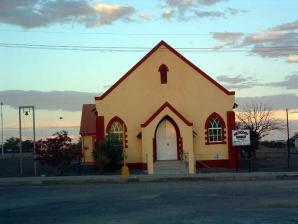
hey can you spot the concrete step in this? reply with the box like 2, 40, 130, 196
154, 161, 188, 175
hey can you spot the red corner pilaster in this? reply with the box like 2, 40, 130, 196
96, 116, 105, 142
227, 111, 237, 169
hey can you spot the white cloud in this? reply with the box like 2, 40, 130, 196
216, 75, 259, 90
0, 0, 135, 28
160, 0, 242, 21
138, 12, 154, 20
194, 10, 225, 18
212, 32, 244, 43
271, 20, 298, 31
162, 8, 174, 20
212, 20, 298, 61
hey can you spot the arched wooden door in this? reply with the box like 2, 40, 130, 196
156, 119, 178, 160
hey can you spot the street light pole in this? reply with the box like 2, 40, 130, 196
1, 102, 3, 155
286, 108, 290, 171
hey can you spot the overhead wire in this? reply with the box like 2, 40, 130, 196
0, 42, 297, 53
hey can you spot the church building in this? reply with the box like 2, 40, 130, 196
80, 40, 237, 174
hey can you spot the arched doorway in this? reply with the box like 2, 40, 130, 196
155, 117, 180, 160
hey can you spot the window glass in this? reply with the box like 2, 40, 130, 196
208, 118, 222, 143
109, 121, 124, 143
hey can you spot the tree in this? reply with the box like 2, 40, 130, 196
35, 130, 81, 175
3, 137, 33, 152
93, 134, 123, 172
236, 103, 284, 158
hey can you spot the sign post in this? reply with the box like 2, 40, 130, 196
121, 123, 129, 177
232, 129, 251, 172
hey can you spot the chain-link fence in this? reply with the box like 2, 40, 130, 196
238, 146, 298, 172
0, 152, 95, 177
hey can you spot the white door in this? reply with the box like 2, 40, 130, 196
156, 119, 178, 160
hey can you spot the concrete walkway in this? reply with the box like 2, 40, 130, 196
1, 171, 298, 186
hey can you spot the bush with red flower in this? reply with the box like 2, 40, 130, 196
35, 130, 81, 175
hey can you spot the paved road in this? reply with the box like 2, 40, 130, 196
1, 180, 298, 224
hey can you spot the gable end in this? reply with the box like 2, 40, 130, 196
95, 40, 235, 100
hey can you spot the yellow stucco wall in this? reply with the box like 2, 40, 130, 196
82, 135, 94, 163
95, 44, 235, 167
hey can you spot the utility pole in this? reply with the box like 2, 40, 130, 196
286, 108, 290, 171
19, 107, 23, 176
1, 102, 3, 155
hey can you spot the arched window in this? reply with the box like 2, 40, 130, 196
208, 118, 222, 142
205, 113, 226, 144
109, 121, 124, 142
158, 64, 169, 84
106, 116, 128, 147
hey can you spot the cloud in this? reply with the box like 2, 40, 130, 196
164, 0, 194, 13
287, 55, 298, 63
241, 21, 298, 60
212, 20, 298, 62
267, 74, 298, 90
226, 7, 247, 15
194, 10, 225, 18
163, 0, 225, 11
0, 0, 135, 28
236, 94, 298, 110
0, 90, 98, 111
216, 75, 259, 89
138, 12, 154, 20
212, 32, 244, 44
162, 8, 174, 20
161, 0, 244, 21
198, 0, 227, 5
271, 20, 298, 31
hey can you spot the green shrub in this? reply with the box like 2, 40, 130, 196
93, 135, 123, 172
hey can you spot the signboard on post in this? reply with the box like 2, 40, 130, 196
232, 129, 251, 146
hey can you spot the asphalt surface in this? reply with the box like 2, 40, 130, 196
1, 180, 298, 224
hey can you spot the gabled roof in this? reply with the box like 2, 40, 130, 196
80, 104, 97, 135
141, 102, 193, 128
95, 40, 235, 100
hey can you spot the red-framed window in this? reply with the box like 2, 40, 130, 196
106, 116, 128, 147
205, 112, 226, 144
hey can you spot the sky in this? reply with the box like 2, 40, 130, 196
0, 0, 297, 141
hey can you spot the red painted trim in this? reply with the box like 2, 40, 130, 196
106, 116, 127, 132
153, 115, 183, 161
141, 102, 193, 128
96, 116, 105, 142
95, 40, 234, 100
127, 163, 147, 170
227, 111, 238, 169
196, 160, 229, 169
204, 112, 226, 145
